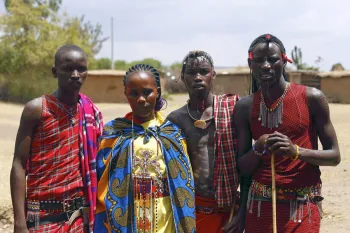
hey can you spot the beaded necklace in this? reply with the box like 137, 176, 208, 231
259, 83, 290, 129
131, 115, 163, 233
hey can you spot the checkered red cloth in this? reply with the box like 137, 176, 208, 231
213, 94, 240, 207
26, 94, 103, 232
27, 94, 84, 206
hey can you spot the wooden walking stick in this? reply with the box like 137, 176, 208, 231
271, 153, 277, 233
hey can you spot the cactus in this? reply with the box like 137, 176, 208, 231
291, 46, 304, 70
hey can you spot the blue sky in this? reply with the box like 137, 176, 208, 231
1, 0, 349, 71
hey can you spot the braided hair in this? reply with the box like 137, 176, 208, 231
180, 50, 214, 80
123, 64, 167, 112
247, 34, 293, 93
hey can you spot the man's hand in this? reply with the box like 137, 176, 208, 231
266, 131, 297, 158
254, 134, 270, 154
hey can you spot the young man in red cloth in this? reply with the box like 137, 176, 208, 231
235, 34, 341, 233
10, 45, 103, 233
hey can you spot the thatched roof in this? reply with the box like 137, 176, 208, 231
88, 70, 126, 76
215, 66, 250, 75
317, 71, 350, 78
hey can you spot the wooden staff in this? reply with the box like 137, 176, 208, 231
228, 205, 235, 223
271, 153, 277, 233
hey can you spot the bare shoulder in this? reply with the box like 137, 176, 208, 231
22, 97, 42, 122
305, 86, 329, 115
166, 105, 187, 126
306, 86, 327, 100
234, 94, 254, 118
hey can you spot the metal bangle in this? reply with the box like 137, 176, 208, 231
291, 145, 300, 160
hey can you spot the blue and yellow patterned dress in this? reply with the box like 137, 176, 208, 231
94, 113, 196, 233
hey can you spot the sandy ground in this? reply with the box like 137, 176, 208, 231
0, 94, 349, 232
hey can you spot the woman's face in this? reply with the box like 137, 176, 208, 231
124, 71, 159, 121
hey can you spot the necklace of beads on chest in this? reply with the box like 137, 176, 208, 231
131, 115, 163, 233
259, 83, 290, 129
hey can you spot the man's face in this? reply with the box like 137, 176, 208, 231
182, 57, 215, 99
52, 50, 88, 92
250, 42, 284, 89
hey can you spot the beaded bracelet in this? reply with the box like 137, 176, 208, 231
291, 145, 300, 161
252, 144, 266, 157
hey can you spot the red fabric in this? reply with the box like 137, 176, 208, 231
29, 218, 84, 233
245, 201, 320, 233
78, 93, 104, 233
250, 83, 321, 189
27, 94, 84, 232
196, 196, 230, 233
213, 94, 240, 207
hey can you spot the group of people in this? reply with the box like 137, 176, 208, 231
10, 34, 341, 233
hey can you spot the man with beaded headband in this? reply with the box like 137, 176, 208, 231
235, 34, 341, 232
167, 50, 242, 233
94, 64, 196, 233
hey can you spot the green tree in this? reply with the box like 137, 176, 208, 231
0, 0, 107, 102
5, 0, 62, 12
113, 60, 128, 70
331, 63, 345, 71
129, 58, 163, 70
95, 58, 112, 69
170, 61, 182, 71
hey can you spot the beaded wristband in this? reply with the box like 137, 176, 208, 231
252, 144, 266, 157
291, 145, 300, 161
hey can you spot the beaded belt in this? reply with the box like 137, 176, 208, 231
27, 197, 86, 213
26, 197, 88, 229
251, 180, 323, 202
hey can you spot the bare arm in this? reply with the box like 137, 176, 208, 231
235, 96, 264, 176
266, 88, 340, 166
300, 88, 340, 166
10, 98, 41, 232
233, 96, 271, 232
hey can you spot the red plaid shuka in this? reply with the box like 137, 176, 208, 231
213, 94, 240, 207
26, 94, 103, 233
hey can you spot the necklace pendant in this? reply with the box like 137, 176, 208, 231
194, 120, 207, 129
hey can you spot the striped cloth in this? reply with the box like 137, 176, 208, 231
26, 93, 103, 233
78, 94, 104, 232
213, 94, 240, 208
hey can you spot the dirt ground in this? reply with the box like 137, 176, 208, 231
0, 94, 349, 232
